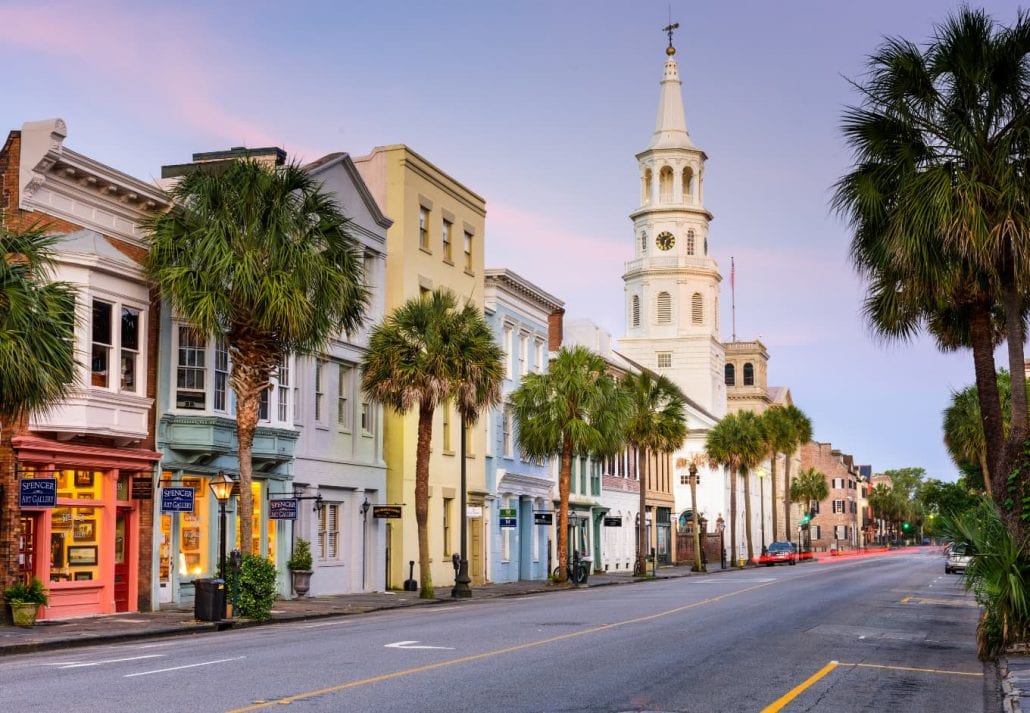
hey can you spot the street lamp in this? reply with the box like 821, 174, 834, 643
756, 467, 767, 554
209, 471, 235, 584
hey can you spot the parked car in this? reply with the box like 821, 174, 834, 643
945, 542, 973, 574
759, 541, 798, 566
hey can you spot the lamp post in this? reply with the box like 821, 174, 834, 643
452, 417, 472, 598
209, 471, 235, 585
756, 467, 767, 554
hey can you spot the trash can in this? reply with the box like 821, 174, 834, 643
194, 578, 226, 621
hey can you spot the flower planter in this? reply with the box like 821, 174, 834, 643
290, 570, 312, 597
10, 602, 40, 628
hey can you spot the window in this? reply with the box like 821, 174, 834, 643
442, 400, 453, 452
832, 478, 844, 489
534, 339, 544, 373
686, 229, 695, 256
657, 292, 671, 324
657, 352, 672, 369
176, 327, 206, 409
120, 307, 139, 392
682, 167, 693, 200
277, 360, 290, 422
259, 385, 270, 421
518, 334, 527, 376
704, 236, 708, 255
463, 231, 473, 272
640, 231, 647, 253
443, 497, 453, 557
813, 525, 822, 540
681, 473, 690, 485
419, 207, 430, 250
691, 292, 703, 324
834, 525, 848, 540
314, 359, 325, 422
631, 295, 640, 327
318, 503, 339, 560
591, 460, 601, 496
442, 220, 452, 262
659, 165, 673, 202
91, 300, 112, 387
724, 363, 735, 386
503, 326, 513, 379
294, 359, 302, 425
832, 500, 845, 514
214, 338, 229, 412
743, 362, 754, 386
361, 399, 373, 434
337, 364, 352, 429
502, 404, 513, 457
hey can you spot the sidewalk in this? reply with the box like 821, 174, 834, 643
0, 566, 704, 657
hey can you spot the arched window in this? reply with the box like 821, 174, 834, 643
682, 167, 693, 202
691, 292, 703, 324
724, 363, 735, 386
631, 295, 640, 327
704, 236, 708, 255
640, 231, 647, 254
643, 169, 653, 205
743, 362, 754, 386
659, 166, 674, 203
686, 229, 695, 256
657, 292, 672, 324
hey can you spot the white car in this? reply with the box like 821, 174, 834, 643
945, 543, 973, 574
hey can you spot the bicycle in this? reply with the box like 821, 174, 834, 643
552, 551, 590, 584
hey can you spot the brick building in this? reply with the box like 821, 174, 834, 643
799, 442, 866, 552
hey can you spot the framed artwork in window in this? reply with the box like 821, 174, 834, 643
74, 571, 93, 581
68, 546, 98, 566
51, 533, 65, 568
75, 471, 94, 488
52, 508, 74, 529
74, 520, 96, 542
182, 527, 200, 551
77, 494, 95, 516
182, 477, 204, 499
55, 470, 69, 489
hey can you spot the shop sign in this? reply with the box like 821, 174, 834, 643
161, 487, 195, 513
499, 508, 517, 528
533, 512, 553, 525
19, 478, 57, 508
604, 516, 623, 527
466, 506, 483, 518
372, 505, 402, 519
131, 477, 153, 500
269, 498, 298, 520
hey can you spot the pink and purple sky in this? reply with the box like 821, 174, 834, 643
2, 0, 1022, 482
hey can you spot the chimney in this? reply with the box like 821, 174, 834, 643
161, 146, 287, 179
548, 308, 565, 351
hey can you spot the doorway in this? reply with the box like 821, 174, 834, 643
114, 508, 131, 612
18, 515, 37, 583
470, 517, 483, 585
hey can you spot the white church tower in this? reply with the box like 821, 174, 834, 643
618, 29, 726, 418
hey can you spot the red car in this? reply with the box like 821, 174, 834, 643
759, 541, 798, 566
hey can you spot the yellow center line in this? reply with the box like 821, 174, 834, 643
226, 576, 789, 712
761, 660, 839, 713
839, 662, 982, 677
900, 596, 911, 603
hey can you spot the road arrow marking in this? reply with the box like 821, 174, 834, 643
384, 640, 454, 650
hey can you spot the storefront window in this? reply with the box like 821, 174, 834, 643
178, 475, 210, 578
50, 469, 104, 583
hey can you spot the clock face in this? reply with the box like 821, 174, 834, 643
657, 231, 675, 251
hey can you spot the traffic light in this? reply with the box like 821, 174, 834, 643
902, 522, 910, 532
800, 512, 811, 529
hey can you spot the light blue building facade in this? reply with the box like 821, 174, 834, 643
483, 269, 563, 583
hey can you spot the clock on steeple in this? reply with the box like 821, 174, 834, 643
656, 231, 675, 251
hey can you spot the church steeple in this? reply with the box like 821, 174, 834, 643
647, 25, 695, 151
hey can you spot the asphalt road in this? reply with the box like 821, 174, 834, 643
0, 549, 993, 712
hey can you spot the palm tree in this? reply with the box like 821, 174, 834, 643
510, 346, 627, 583
790, 467, 829, 551
361, 290, 503, 599
706, 411, 767, 566
685, 452, 709, 572
621, 372, 687, 576
0, 221, 77, 598
145, 159, 370, 556
833, 8, 1030, 535
778, 405, 813, 537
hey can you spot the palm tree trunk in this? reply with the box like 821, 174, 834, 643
690, 466, 703, 572
556, 436, 573, 583
742, 467, 754, 564
783, 453, 793, 538
1000, 269, 1028, 543
770, 452, 779, 541
968, 305, 1006, 501
729, 467, 738, 567
232, 370, 264, 557
0, 415, 21, 622
978, 451, 992, 499
635, 447, 649, 576
415, 403, 435, 598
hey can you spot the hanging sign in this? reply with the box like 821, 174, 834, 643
499, 508, 517, 528
19, 478, 57, 508
373, 505, 402, 519
534, 512, 553, 525
604, 516, 623, 527
269, 498, 298, 520
131, 477, 153, 500
161, 487, 195, 513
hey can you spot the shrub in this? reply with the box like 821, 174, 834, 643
225, 555, 278, 621
4, 577, 49, 605
287, 537, 313, 571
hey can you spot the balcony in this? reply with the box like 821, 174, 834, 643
623, 255, 716, 275
159, 414, 298, 469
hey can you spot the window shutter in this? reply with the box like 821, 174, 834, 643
657, 292, 672, 324
691, 293, 703, 324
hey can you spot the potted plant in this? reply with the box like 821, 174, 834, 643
287, 537, 314, 597
4, 577, 49, 627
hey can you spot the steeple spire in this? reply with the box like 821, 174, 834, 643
647, 22, 695, 151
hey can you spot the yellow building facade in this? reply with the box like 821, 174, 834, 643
354, 146, 488, 591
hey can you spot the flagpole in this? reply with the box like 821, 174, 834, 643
731, 256, 736, 342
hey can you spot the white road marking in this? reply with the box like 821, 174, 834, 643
59, 654, 164, 669
300, 620, 352, 628
124, 656, 246, 677
384, 640, 455, 650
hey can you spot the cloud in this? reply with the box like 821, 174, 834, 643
0, 2, 317, 157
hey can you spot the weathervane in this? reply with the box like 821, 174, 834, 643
663, 21, 680, 56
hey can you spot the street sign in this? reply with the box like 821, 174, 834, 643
603, 516, 623, 527
269, 498, 298, 520
499, 507, 517, 528
131, 477, 153, 500
466, 506, 483, 518
373, 505, 402, 519
499, 508, 517, 517
19, 478, 57, 508
160, 487, 195, 513
534, 512, 553, 525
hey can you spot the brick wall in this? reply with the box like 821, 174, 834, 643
799, 442, 862, 551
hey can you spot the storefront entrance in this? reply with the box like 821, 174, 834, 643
114, 508, 131, 612
19, 515, 37, 581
